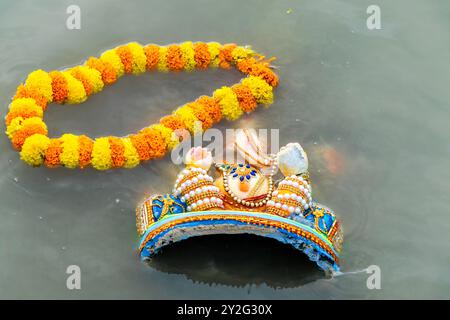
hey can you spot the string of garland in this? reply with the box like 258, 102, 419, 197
4, 42, 279, 170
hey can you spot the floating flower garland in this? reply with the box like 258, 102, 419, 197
4, 42, 279, 170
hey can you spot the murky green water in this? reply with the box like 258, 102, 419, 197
1, 0, 449, 299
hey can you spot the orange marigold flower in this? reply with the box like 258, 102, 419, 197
78, 135, 94, 168
232, 84, 257, 113
196, 95, 222, 123
144, 44, 159, 70
160, 114, 185, 131
108, 136, 125, 168
194, 42, 211, 69
219, 43, 237, 69
186, 102, 213, 130
116, 45, 133, 74
237, 58, 279, 87
11, 124, 47, 150
249, 64, 279, 87
49, 71, 69, 103
44, 139, 63, 167
13, 85, 48, 110
166, 45, 184, 71
86, 57, 117, 85
130, 134, 151, 161
236, 57, 255, 74
70, 68, 93, 96
139, 127, 167, 159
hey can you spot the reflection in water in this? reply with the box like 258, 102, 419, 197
147, 234, 325, 288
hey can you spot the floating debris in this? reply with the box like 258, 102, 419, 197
286, 8, 293, 14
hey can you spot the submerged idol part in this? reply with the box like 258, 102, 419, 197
137, 130, 344, 273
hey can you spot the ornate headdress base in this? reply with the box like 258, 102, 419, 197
139, 209, 341, 272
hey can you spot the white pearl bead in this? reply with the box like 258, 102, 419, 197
301, 199, 306, 205
295, 207, 301, 214
277, 194, 283, 199
289, 206, 295, 213
180, 196, 185, 202
192, 177, 198, 183
210, 197, 216, 203
183, 169, 189, 175
282, 204, 288, 210
275, 203, 281, 208
187, 206, 192, 212
191, 203, 197, 209
197, 200, 203, 205
204, 198, 210, 204
181, 182, 186, 189
189, 191, 195, 197
273, 190, 278, 196
304, 203, 309, 210
196, 188, 202, 194
290, 194, 297, 200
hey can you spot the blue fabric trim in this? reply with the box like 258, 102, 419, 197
140, 216, 340, 273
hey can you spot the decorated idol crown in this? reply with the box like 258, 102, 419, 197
136, 129, 343, 273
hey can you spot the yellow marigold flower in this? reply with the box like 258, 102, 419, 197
231, 46, 254, 63
126, 42, 147, 74
59, 133, 80, 168
213, 86, 243, 120
122, 137, 140, 168
25, 70, 53, 102
157, 46, 169, 72
63, 72, 87, 104
100, 49, 125, 77
174, 105, 202, 134
6, 117, 25, 139
241, 76, 274, 106
72, 66, 104, 94
6, 117, 46, 140
8, 98, 43, 120
20, 134, 50, 166
150, 124, 179, 150
207, 42, 221, 68
91, 137, 112, 170
180, 41, 196, 71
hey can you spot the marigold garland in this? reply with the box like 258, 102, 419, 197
4, 42, 279, 170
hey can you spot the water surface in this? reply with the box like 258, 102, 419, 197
0, 0, 449, 299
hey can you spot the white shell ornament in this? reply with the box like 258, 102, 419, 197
277, 142, 309, 177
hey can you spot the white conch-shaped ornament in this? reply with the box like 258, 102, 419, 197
234, 128, 273, 168
184, 146, 213, 171
277, 142, 309, 177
